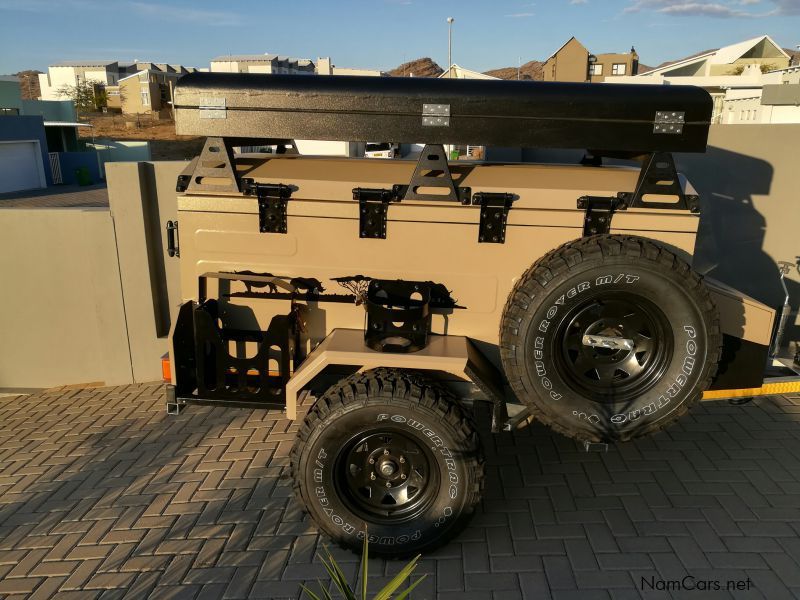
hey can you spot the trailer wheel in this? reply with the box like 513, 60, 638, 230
500, 235, 721, 443
290, 368, 483, 557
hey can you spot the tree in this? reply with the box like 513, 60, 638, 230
57, 79, 103, 114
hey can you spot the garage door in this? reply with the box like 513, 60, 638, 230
0, 142, 45, 194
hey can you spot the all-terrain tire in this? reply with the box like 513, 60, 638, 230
290, 368, 484, 558
500, 235, 721, 443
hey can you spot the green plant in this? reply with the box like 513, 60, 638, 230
301, 535, 426, 600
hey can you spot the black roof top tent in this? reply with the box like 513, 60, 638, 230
174, 72, 713, 155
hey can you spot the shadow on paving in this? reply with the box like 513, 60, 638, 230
0, 383, 800, 599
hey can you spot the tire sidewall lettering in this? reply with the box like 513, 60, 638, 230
527, 269, 706, 433
307, 409, 463, 547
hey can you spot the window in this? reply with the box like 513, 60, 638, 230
141, 91, 150, 106
611, 63, 627, 76
589, 64, 603, 76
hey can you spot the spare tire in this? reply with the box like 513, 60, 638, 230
500, 235, 721, 442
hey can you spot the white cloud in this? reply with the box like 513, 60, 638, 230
505, 11, 536, 17
623, 0, 788, 16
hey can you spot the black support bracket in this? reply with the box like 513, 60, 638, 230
353, 187, 400, 239
242, 180, 293, 234
619, 152, 700, 213
474, 192, 514, 244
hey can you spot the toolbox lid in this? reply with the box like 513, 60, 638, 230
174, 72, 713, 154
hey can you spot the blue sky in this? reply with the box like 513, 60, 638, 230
0, 0, 798, 74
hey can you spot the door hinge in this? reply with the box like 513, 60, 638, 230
353, 187, 400, 239
577, 196, 623, 236
474, 192, 514, 244
653, 111, 685, 134
242, 180, 293, 234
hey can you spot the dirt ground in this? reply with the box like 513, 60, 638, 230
78, 113, 204, 161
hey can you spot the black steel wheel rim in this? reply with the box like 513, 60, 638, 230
334, 429, 439, 524
553, 291, 673, 402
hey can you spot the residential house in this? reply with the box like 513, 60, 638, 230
722, 66, 800, 124
542, 37, 639, 83
607, 35, 792, 122
210, 54, 315, 74
106, 68, 182, 116
38, 61, 119, 101
316, 58, 386, 77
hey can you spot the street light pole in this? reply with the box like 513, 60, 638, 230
447, 17, 454, 78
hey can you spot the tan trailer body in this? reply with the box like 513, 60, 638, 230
178, 157, 698, 341
174, 155, 774, 412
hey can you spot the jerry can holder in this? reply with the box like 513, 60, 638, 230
171, 272, 294, 410
364, 279, 432, 353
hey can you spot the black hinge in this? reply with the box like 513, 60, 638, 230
353, 187, 400, 239
577, 196, 622, 236
242, 180, 293, 234
473, 192, 514, 244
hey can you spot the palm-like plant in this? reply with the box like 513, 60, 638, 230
301, 536, 426, 600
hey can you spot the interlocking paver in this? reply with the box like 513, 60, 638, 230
2, 388, 800, 598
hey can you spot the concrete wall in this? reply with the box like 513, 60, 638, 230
105, 161, 184, 382
22, 99, 77, 122
88, 139, 151, 177
59, 151, 102, 185
676, 125, 800, 338
0, 208, 131, 388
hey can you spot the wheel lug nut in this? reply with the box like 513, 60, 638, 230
370, 473, 376, 480
368, 458, 375, 464
401, 474, 406, 480
386, 482, 392, 488
383, 449, 389, 455
399, 457, 405, 463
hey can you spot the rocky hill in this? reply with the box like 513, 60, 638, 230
14, 70, 42, 100
388, 58, 443, 78
484, 60, 544, 81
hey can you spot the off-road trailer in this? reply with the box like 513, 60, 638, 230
166, 72, 800, 556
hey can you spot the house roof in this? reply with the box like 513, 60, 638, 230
210, 54, 313, 65
545, 36, 588, 61
52, 61, 117, 68
118, 69, 181, 83
438, 64, 499, 80
641, 35, 789, 76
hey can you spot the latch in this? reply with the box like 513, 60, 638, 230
653, 111, 685, 134
474, 192, 514, 244
353, 187, 399, 239
577, 196, 622, 236
242, 180, 293, 234
176, 174, 190, 193
166, 220, 179, 257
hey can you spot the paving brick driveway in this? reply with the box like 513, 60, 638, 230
2, 384, 800, 599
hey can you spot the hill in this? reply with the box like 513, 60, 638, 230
483, 60, 544, 81
388, 57, 443, 78
14, 70, 42, 100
